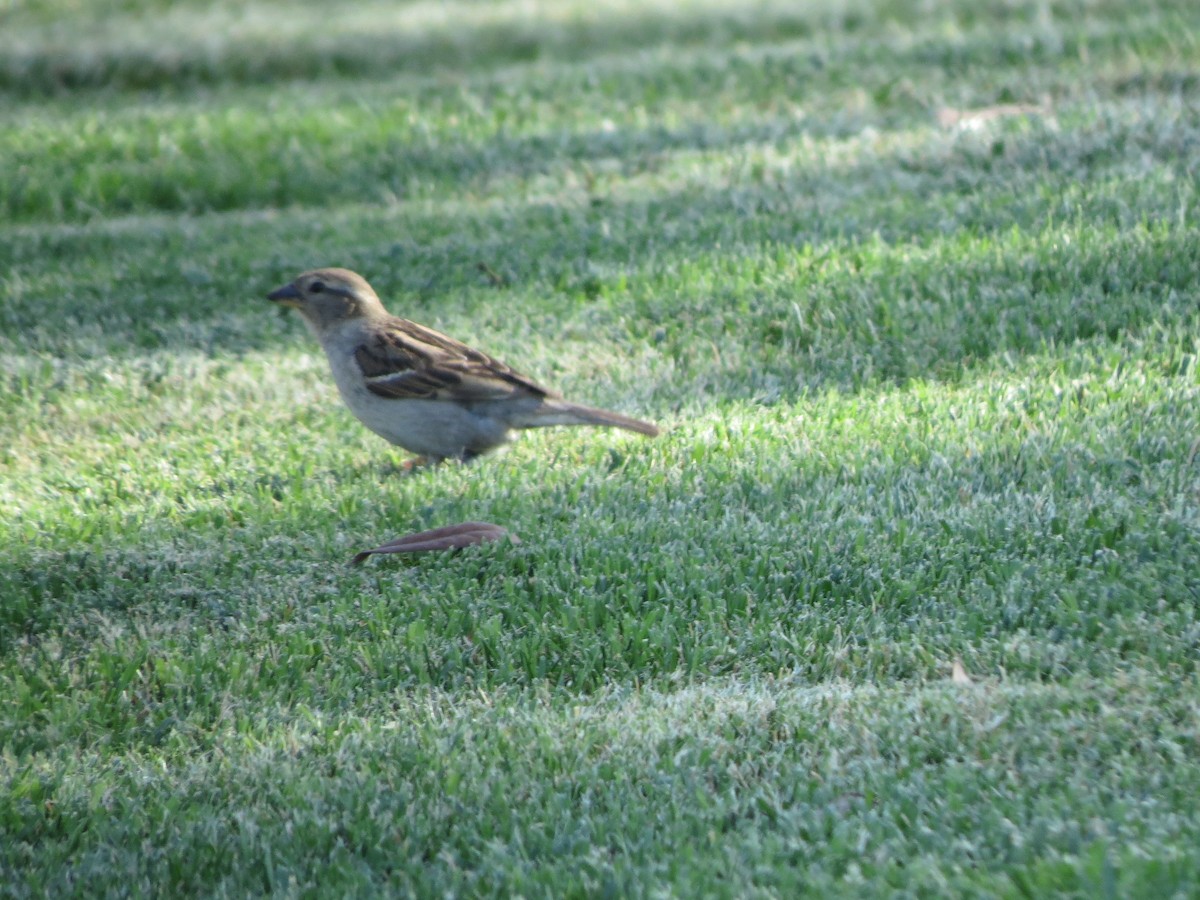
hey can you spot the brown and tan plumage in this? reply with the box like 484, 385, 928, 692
267, 267, 658, 463
352, 319, 550, 403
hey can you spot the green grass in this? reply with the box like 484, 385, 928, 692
3, 0, 1200, 895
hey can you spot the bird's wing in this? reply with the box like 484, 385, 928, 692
355, 318, 557, 403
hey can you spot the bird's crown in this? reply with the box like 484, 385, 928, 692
268, 267, 387, 327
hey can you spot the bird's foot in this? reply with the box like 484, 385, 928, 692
380, 455, 437, 476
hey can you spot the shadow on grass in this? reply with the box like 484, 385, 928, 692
3, 0, 1180, 101
5, 13, 1185, 225
2, 105, 1194, 405
0, 0, 874, 99
4, 350, 1199, 720
48, 0, 1167, 104
3, 0, 1198, 772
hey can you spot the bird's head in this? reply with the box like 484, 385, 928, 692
267, 268, 387, 332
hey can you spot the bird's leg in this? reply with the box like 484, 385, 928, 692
379, 455, 439, 476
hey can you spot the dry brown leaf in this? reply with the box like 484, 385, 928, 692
350, 521, 518, 565
951, 657, 973, 685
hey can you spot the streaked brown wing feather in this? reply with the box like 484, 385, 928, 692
355, 317, 556, 403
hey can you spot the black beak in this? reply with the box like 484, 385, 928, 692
267, 283, 302, 303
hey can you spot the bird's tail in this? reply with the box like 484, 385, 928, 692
519, 400, 660, 437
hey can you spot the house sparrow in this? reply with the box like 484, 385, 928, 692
267, 268, 659, 463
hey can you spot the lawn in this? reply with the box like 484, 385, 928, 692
3, 0, 1200, 895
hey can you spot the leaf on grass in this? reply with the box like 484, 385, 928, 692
951, 657, 973, 685
350, 521, 518, 565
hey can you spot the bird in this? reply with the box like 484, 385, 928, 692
267, 267, 659, 464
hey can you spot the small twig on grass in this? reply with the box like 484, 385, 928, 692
477, 261, 508, 287
350, 521, 518, 566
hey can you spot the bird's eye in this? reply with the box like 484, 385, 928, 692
310, 280, 326, 294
